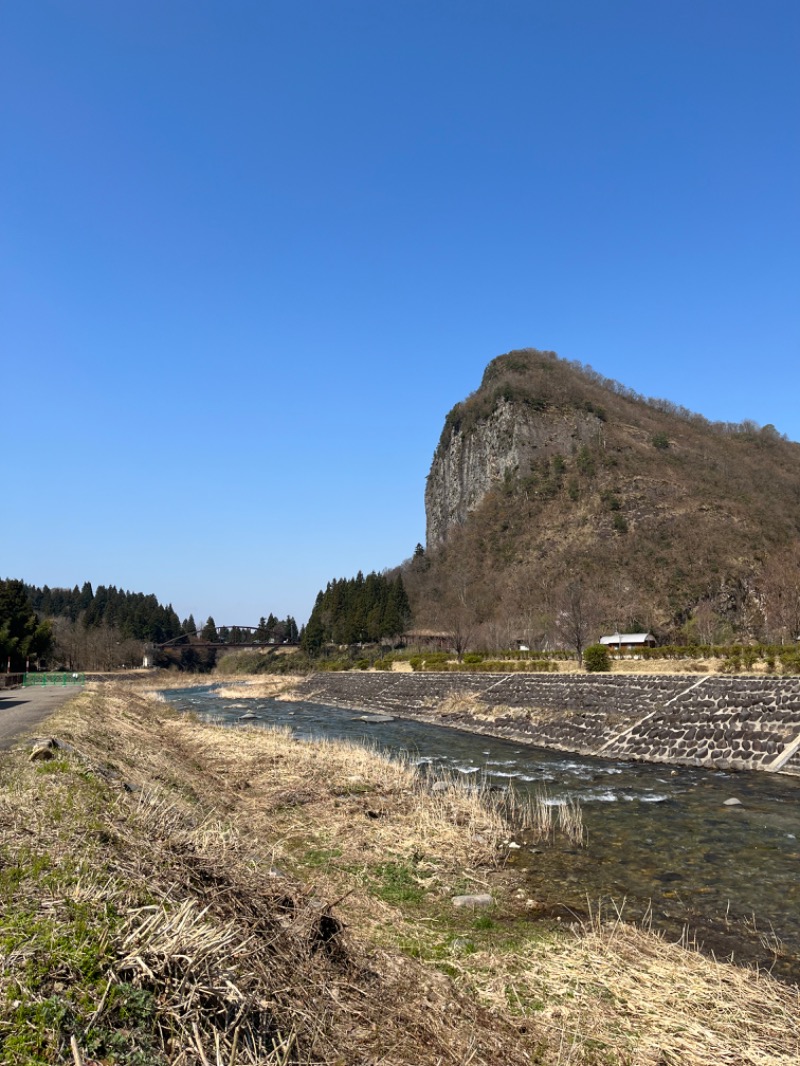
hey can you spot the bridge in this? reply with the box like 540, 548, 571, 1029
154, 627, 298, 652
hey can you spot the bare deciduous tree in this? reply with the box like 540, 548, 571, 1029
555, 578, 599, 664
508, 567, 557, 651
435, 571, 494, 661
686, 600, 723, 645
50, 616, 144, 671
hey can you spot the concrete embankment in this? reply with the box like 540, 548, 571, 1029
293, 672, 800, 775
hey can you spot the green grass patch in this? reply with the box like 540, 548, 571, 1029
0, 875, 164, 1065
472, 914, 495, 931
33, 758, 72, 776
372, 861, 429, 906
301, 845, 343, 868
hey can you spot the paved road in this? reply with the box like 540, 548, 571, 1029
0, 685, 85, 750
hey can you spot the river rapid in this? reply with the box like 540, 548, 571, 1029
162, 685, 800, 984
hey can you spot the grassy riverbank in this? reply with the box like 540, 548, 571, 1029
1, 682, 798, 1065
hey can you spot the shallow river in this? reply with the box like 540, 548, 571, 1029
162, 686, 800, 983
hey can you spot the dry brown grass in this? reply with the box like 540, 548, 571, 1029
142, 673, 305, 702
608, 659, 714, 675
1, 684, 532, 1065
1, 681, 797, 1065
186, 721, 511, 873
555, 659, 716, 675
437, 690, 486, 716
466, 907, 800, 1066
209, 677, 303, 701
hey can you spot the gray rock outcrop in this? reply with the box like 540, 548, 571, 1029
425, 399, 604, 546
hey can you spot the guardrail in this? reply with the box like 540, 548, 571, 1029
22, 673, 86, 687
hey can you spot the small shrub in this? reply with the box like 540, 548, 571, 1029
421, 652, 451, 669
741, 647, 759, 669
583, 644, 611, 672
576, 446, 595, 477
719, 655, 741, 674
318, 659, 352, 672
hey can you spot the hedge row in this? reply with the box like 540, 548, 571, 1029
636, 644, 800, 662
408, 655, 557, 673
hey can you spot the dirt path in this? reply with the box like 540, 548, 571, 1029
0, 684, 85, 750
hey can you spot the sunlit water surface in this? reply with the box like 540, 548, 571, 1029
162, 685, 800, 982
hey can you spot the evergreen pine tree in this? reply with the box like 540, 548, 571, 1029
0, 579, 53, 670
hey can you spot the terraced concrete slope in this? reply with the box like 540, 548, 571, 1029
293, 673, 800, 775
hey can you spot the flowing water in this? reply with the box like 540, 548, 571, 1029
162, 685, 800, 983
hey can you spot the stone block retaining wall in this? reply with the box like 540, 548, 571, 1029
293, 673, 800, 775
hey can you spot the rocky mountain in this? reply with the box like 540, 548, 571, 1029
408, 349, 800, 645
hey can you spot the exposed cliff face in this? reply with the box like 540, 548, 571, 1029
425, 399, 604, 546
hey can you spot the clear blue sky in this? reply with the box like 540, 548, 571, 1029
3, 1, 798, 626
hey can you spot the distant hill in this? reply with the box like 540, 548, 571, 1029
403, 349, 800, 647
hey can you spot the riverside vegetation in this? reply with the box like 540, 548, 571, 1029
215, 642, 800, 678
1, 682, 798, 1065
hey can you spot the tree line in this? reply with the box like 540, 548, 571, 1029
14, 580, 183, 671
9, 580, 300, 672
302, 571, 410, 652
28, 582, 182, 643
